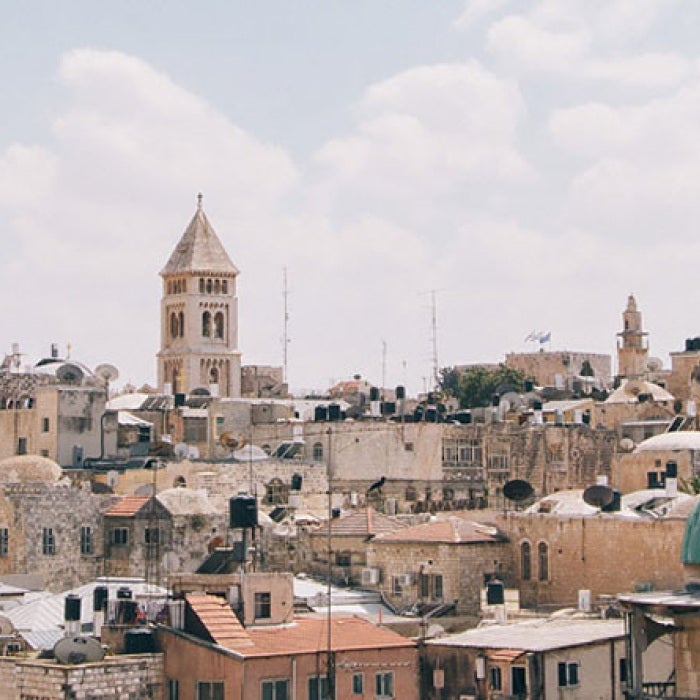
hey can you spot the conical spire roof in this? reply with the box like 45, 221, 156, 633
161, 196, 239, 276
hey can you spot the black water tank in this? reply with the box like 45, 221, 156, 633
93, 586, 109, 612
491, 393, 500, 407
291, 473, 303, 491
425, 407, 437, 423
601, 490, 622, 513
174, 393, 186, 407
524, 379, 534, 392
314, 405, 328, 422
396, 385, 406, 400
117, 587, 133, 600
486, 580, 505, 605
124, 628, 156, 654
370, 387, 380, 401
666, 461, 678, 478
64, 594, 81, 622
331, 507, 341, 519
381, 402, 396, 416
230, 495, 258, 528
121, 599, 138, 624
328, 403, 341, 421
533, 400, 543, 411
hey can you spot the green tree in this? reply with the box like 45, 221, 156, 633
439, 364, 528, 409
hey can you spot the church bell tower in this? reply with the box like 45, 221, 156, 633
157, 195, 242, 397
617, 294, 648, 379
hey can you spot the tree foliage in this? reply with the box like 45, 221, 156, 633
439, 364, 529, 409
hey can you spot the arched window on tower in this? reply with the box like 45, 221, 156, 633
214, 279, 221, 294
170, 313, 179, 339
210, 367, 219, 385
206, 279, 213, 294
199, 278, 205, 293
214, 312, 224, 339
222, 279, 228, 294
178, 311, 185, 337
202, 311, 211, 337
182, 279, 187, 293
538, 542, 549, 581
521, 541, 531, 581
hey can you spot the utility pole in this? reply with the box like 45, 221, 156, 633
282, 267, 290, 384
430, 290, 440, 390
381, 340, 387, 394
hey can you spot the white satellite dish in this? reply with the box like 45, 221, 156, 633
619, 438, 635, 452
647, 357, 663, 372
54, 636, 105, 664
0, 614, 14, 636
106, 471, 120, 489
95, 363, 119, 384
173, 443, 189, 460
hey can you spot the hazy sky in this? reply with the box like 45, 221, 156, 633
1, 0, 698, 394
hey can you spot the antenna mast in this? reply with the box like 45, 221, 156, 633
430, 290, 439, 390
381, 340, 387, 392
283, 267, 290, 383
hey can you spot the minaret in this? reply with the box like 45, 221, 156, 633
616, 294, 648, 379
157, 195, 242, 397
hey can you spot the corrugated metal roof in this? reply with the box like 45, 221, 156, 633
426, 617, 625, 652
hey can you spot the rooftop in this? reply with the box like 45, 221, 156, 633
373, 516, 502, 545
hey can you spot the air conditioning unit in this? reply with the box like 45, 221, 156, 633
361, 567, 380, 585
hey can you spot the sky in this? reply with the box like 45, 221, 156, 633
1, 0, 699, 395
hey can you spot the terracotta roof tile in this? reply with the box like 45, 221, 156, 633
372, 517, 503, 545
104, 496, 150, 518
313, 508, 405, 538
186, 594, 253, 649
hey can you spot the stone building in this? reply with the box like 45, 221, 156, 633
365, 517, 512, 615
505, 350, 612, 389
617, 294, 649, 380
0, 455, 115, 592
157, 195, 242, 398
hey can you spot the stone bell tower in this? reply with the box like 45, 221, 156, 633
616, 294, 648, 379
157, 195, 242, 397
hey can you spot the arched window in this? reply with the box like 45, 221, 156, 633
313, 442, 324, 461
167, 281, 172, 295
202, 311, 211, 337
214, 312, 224, 339
538, 542, 549, 581
209, 367, 219, 384
214, 279, 221, 294
206, 278, 213, 294
178, 311, 184, 337
199, 278, 205, 293
173, 476, 187, 488
182, 279, 187, 293
521, 541, 531, 581
170, 313, 179, 339
222, 279, 228, 294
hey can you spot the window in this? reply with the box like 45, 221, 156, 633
619, 658, 628, 684
206, 278, 213, 294
170, 312, 179, 339
145, 527, 160, 545
166, 679, 179, 700
312, 442, 324, 461
111, 528, 129, 545
512, 666, 527, 694
254, 592, 271, 619
0, 527, 8, 556
214, 312, 224, 338
42, 417, 50, 432
375, 672, 394, 698
202, 311, 211, 337
419, 573, 430, 598
199, 278, 205, 293
392, 576, 403, 595
17, 437, 27, 455
80, 526, 93, 555
521, 541, 531, 581
308, 675, 330, 699
538, 542, 549, 581
261, 679, 289, 700
558, 662, 579, 687
222, 279, 228, 294
352, 673, 363, 694
489, 667, 502, 690
433, 574, 443, 599
178, 311, 184, 337
42, 528, 55, 555
335, 551, 351, 567
197, 681, 224, 700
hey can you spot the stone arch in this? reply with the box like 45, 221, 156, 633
520, 540, 532, 581
214, 312, 224, 339
202, 311, 211, 337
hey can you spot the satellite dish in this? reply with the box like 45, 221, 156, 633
619, 438, 635, 452
583, 484, 614, 509
191, 386, 211, 396
174, 443, 189, 460
56, 363, 84, 385
54, 636, 105, 664
106, 470, 120, 489
647, 357, 663, 372
0, 614, 14, 636
503, 479, 535, 502
500, 391, 524, 411
94, 363, 119, 384
624, 379, 645, 397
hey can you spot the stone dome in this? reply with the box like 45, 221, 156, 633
0, 455, 62, 483
156, 487, 218, 516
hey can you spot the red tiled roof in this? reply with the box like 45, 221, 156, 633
313, 508, 405, 538
104, 496, 150, 518
243, 617, 415, 657
372, 517, 503, 545
186, 594, 253, 649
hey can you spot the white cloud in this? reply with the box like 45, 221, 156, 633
584, 53, 691, 89
453, 0, 513, 30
